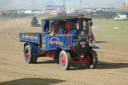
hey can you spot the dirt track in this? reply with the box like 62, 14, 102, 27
0, 18, 128, 85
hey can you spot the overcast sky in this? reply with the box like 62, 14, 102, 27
0, 0, 126, 10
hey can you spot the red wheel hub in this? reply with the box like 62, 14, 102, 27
61, 56, 65, 66
27, 51, 29, 59
87, 56, 91, 65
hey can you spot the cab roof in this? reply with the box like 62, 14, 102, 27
41, 16, 92, 21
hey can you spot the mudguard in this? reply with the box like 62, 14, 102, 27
60, 46, 70, 50
28, 43, 39, 55
91, 46, 100, 49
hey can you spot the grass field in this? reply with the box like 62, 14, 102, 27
92, 19, 128, 64
0, 18, 128, 85
93, 19, 128, 43
94, 19, 128, 42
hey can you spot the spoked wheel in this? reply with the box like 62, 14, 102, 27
86, 50, 98, 69
24, 45, 37, 64
59, 50, 71, 70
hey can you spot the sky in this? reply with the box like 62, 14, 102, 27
0, 0, 126, 10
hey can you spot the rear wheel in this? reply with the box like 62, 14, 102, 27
86, 50, 98, 69
24, 45, 37, 63
59, 50, 71, 70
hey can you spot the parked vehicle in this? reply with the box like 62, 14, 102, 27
114, 15, 127, 21
20, 15, 99, 70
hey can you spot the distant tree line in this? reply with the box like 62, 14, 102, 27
0, 9, 128, 19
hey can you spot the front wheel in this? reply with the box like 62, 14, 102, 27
86, 50, 98, 69
24, 45, 37, 63
59, 50, 71, 70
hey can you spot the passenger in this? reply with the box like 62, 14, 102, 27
45, 27, 49, 34
44, 21, 49, 34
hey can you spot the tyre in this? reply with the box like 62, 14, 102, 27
86, 50, 98, 69
24, 45, 37, 64
59, 50, 71, 70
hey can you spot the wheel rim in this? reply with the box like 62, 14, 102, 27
27, 51, 29, 59
87, 56, 95, 69
25, 50, 29, 61
87, 56, 92, 65
61, 55, 65, 66
86, 50, 98, 69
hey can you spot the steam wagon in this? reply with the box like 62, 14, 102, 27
19, 15, 99, 70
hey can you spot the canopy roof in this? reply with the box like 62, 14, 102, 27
42, 16, 92, 21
